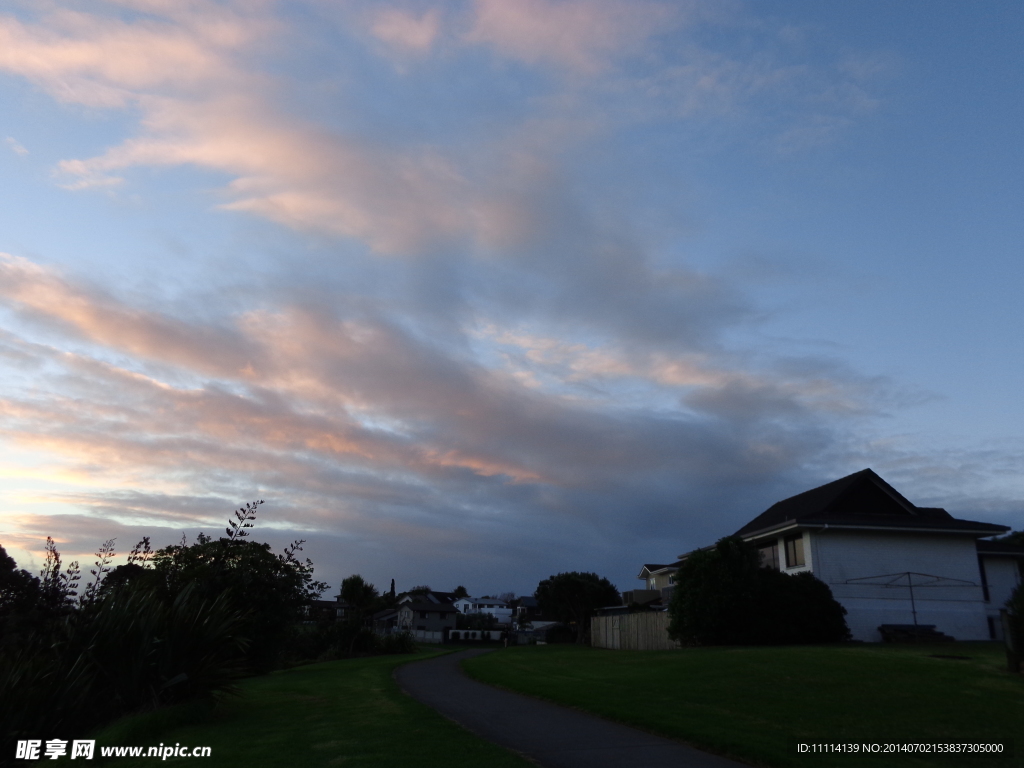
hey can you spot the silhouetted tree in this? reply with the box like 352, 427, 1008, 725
535, 572, 619, 644
996, 529, 1024, 546
667, 535, 849, 646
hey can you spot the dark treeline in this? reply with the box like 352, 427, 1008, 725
0, 501, 411, 747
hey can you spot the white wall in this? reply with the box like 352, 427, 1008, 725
981, 556, 1022, 640
809, 530, 989, 642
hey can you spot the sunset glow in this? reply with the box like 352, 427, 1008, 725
1, 1, 1021, 592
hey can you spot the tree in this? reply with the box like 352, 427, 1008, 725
452, 585, 469, 599
148, 504, 328, 671
996, 530, 1024, 546
0, 545, 43, 642
667, 536, 761, 646
667, 535, 850, 646
340, 574, 378, 615
339, 574, 379, 656
534, 572, 619, 644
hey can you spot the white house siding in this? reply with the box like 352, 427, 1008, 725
453, 597, 513, 623
980, 556, 1022, 640
647, 572, 675, 591
808, 530, 989, 642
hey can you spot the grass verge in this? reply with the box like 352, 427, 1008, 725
463, 642, 1023, 768
91, 649, 532, 767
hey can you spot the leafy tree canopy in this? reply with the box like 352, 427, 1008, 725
534, 571, 619, 644
667, 535, 849, 646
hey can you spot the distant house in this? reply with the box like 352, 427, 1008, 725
303, 596, 353, 623
396, 598, 457, 640
398, 590, 458, 606
642, 469, 1023, 642
513, 595, 542, 622
637, 563, 680, 595
372, 607, 399, 635
452, 596, 513, 624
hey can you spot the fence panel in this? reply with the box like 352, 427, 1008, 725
591, 613, 679, 651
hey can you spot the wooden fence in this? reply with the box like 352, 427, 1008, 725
591, 612, 680, 651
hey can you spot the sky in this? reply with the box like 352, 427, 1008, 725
0, 0, 1022, 599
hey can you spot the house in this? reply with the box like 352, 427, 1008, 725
637, 563, 681, 596
642, 469, 1023, 642
303, 596, 354, 623
512, 595, 542, 622
977, 539, 1024, 620
452, 596, 513, 624
396, 598, 458, 640
372, 607, 399, 635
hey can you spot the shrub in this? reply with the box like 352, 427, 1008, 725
376, 631, 417, 654
668, 535, 850, 646
0, 581, 246, 743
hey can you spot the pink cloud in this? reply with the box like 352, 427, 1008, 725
464, 0, 676, 74
0, 253, 258, 375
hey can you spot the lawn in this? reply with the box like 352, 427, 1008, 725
463, 642, 1023, 768
91, 649, 532, 767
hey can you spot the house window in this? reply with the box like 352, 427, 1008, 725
978, 556, 990, 602
758, 542, 780, 571
784, 535, 805, 568
419, 611, 428, 619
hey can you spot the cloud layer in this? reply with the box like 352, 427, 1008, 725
0, 1, 1018, 593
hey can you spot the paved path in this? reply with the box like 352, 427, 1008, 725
394, 649, 748, 768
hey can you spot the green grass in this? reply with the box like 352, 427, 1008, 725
91, 649, 532, 767
463, 643, 1024, 768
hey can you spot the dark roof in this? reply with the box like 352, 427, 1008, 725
735, 468, 1009, 538
977, 540, 1024, 557
400, 599, 457, 613
427, 591, 459, 603
638, 561, 683, 576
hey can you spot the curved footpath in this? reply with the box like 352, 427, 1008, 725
394, 649, 748, 768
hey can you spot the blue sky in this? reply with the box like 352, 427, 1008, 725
0, 0, 1021, 598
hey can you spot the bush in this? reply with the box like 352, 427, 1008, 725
668, 535, 850, 646
0, 581, 246, 743
376, 631, 417, 655
0, 502, 328, 744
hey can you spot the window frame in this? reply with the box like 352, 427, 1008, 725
784, 534, 805, 568
758, 541, 780, 570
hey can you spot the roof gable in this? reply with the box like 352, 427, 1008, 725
735, 468, 970, 537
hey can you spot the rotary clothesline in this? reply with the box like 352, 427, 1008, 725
842, 572, 978, 625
